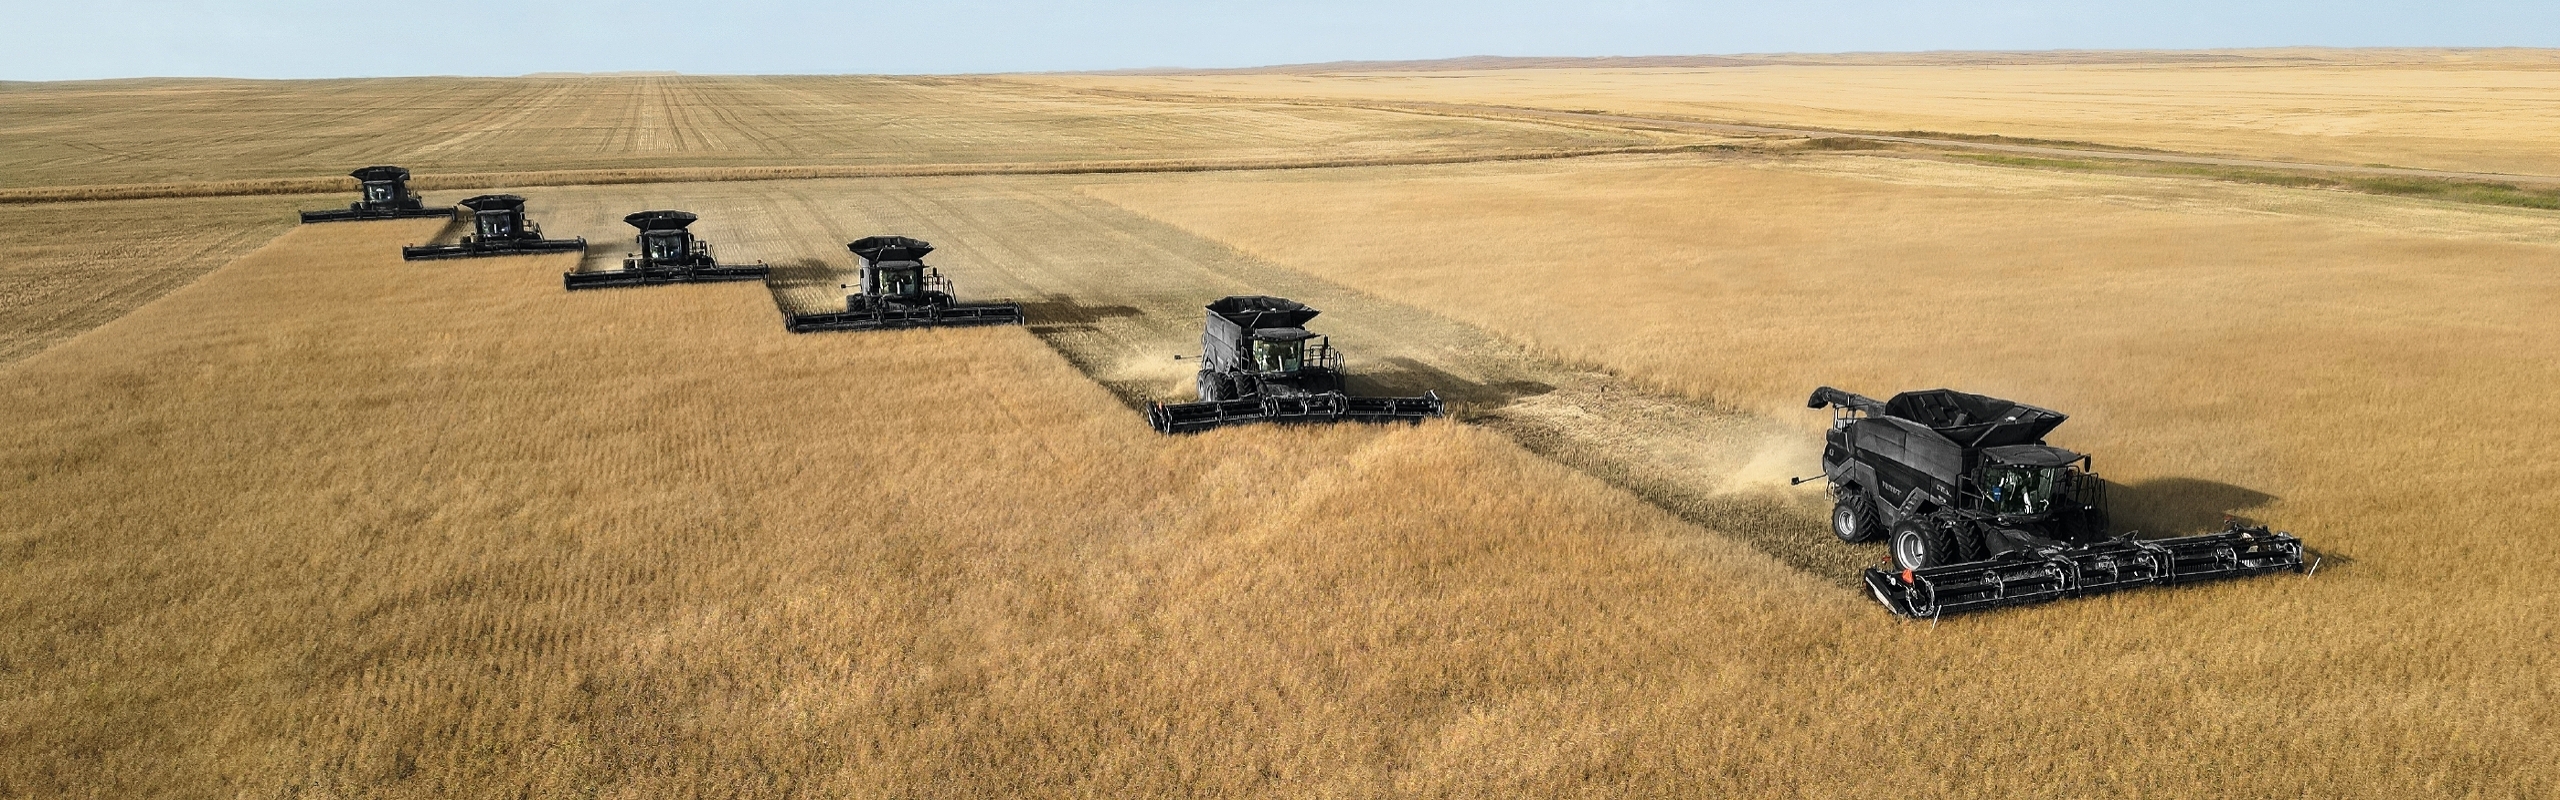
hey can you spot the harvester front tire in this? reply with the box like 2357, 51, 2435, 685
1891, 518, 1962, 571
1832, 494, 1880, 543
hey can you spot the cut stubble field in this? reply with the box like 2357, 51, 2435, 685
5, 62, 2559, 796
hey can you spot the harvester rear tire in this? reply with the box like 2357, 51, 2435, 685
1832, 494, 1880, 543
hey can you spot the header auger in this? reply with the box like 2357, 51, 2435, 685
563, 211, 770, 290
1146, 296, 1444, 434
299, 166, 456, 223
1807, 386, 2306, 618
401, 195, 587, 261
784, 236, 1024, 332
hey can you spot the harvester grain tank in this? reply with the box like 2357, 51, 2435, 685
299, 166, 455, 223
784, 236, 1024, 332
401, 195, 587, 260
562, 211, 770, 290
1146, 296, 1444, 434
1806, 386, 2306, 618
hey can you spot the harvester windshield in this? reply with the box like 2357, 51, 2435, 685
364, 182, 395, 203
1981, 465, 2059, 514
877, 266, 922, 296
643, 231, 689, 262
1252, 338, 1304, 374
477, 212, 515, 239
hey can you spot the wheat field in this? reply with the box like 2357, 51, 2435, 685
0, 75, 1669, 191
0, 195, 301, 364
1033, 50, 2560, 175
6, 57, 2557, 796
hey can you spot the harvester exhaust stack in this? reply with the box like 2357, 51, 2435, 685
401, 195, 587, 260
562, 210, 770, 290
1145, 296, 1444, 433
299, 166, 457, 223
1807, 385, 2308, 617
784, 236, 1025, 332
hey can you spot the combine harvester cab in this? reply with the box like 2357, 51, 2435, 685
401, 194, 587, 261
1806, 386, 2306, 618
1146, 295, 1444, 434
298, 166, 457, 223
562, 211, 770, 290
784, 236, 1024, 332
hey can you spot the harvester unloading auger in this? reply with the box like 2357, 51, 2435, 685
784, 236, 1023, 332
402, 195, 587, 260
1146, 296, 1444, 434
1805, 387, 2307, 618
299, 166, 456, 223
563, 211, 769, 290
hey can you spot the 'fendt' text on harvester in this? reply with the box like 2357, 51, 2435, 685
299, 166, 456, 224
563, 211, 770, 290
1806, 387, 2307, 618
402, 194, 587, 261
785, 236, 1023, 332
1147, 296, 1443, 434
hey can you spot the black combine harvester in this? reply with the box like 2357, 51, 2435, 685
299, 166, 455, 223
401, 195, 586, 261
785, 236, 1023, 332
563, 211, 769, 290
1147, 296, 1444, 434
1805, 386, 2307, 618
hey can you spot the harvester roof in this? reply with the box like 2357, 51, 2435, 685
850, 235, 934, 264
460, 194, 525, 212
1251, 327, 1319, 342
1884, 388, 2067, 448
351, 165, 409, 181
1982, 444, 2082, 468
1207, 295, 1320, 330
624, 210, 698, 231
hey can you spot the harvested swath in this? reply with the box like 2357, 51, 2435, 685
0, 194, 303, 364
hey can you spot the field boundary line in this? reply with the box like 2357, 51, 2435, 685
0, 144, 1712, 206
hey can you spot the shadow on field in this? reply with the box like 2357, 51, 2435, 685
1348, 356, 1555, 412
1020, 295, 1144, 331
2109, 477, 2279, 537
762, 258, 842, 315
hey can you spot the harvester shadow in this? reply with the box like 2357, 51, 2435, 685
1016, 295, 1162, 410
1347, 356, 1555, 412
1019, 295, 1144, 331
2108, 477, 2279, 537
761, 258, 844, 316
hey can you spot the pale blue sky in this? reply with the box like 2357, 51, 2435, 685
6, 1, 2556, 81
